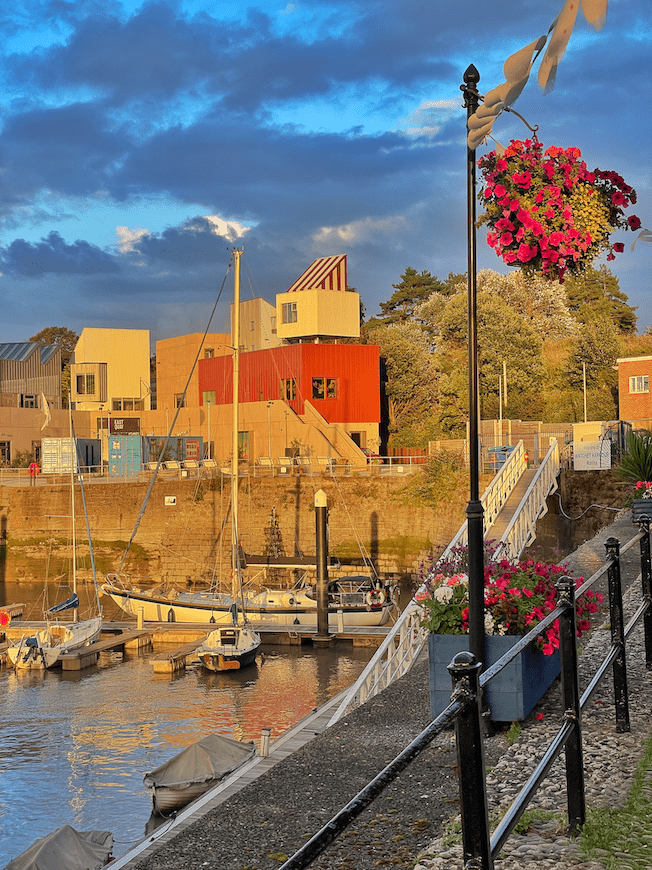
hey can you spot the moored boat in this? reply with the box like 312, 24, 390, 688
196, 623, 261, 671
8, 617, 103, 670
3, 824, 113, 870
144, 733, 256, 815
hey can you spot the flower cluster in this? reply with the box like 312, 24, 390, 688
416, 557, 603, 655
635, 481, 652, 499
478, 139, 640, 282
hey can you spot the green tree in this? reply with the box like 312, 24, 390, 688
436, 291, 545, 422
367, 321, 440, 446
378, 267, 444, 323
566, 317, 620, 391
563, 266, 637, 333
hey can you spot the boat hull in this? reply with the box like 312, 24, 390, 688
101, 584, 393, 627
150, 780, 214, 814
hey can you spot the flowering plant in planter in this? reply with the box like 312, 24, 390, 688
478, 138, 640, 281
416, 557, 603, 655
634, 481, 652, 499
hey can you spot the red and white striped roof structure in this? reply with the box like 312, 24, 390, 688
286, 254, 347, 293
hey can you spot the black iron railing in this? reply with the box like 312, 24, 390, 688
279, 520, 652, 870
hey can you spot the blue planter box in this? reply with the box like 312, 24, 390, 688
429, 634, 561, 722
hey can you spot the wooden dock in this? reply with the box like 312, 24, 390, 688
107, 689, 349, 869
58, 629, 152, 670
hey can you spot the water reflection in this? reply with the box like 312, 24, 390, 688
0, 585, 373, 860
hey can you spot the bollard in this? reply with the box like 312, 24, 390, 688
605, 537, 630, 733
260, 727, 271, 758
448, 651, 492, 869
314, 490, 332, 643
556, 575, 585, 833
137, 607, 144, 629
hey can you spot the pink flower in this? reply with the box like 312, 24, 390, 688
535, 712, 545, 721
494, 184, 507, 198
628, 215, 642, 230
613, 242, 625, 253
517, 243, 538, 262
500, 232, 514, 246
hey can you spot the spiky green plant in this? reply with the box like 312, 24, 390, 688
614, 430, 652, 484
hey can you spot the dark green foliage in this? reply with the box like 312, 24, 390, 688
614, 430, 652, 484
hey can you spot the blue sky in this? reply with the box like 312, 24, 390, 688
1, 0, 650, 345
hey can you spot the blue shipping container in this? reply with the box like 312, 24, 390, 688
108, 435, 143, 477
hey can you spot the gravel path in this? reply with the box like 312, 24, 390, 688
132, 511, 649, 870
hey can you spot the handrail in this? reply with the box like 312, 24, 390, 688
493, 439, 560, 560
329, 440, 549, 724
441, 440, 527, 556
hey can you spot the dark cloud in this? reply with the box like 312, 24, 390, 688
0, 0, 649, 340
1, 231, 120, 276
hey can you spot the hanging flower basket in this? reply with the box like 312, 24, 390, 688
478, 138, 641, 281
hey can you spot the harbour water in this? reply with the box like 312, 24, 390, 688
0, 581, 375, 862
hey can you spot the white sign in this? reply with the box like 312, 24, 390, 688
164, 496, 177, 506
573, 441, 611, 471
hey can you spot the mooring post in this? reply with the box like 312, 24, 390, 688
557, 575, 586, 833
638, 519, 652, 669
448, 651, 492, 869
605, 537, 630, 732
314, 489, 332, 644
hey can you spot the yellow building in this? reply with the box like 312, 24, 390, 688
70, 328, 152, 414
275, 254, 360, 343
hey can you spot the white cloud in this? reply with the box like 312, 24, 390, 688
400, 99, 460, 138
204, 215, 251, 241
116, 225, 148, 252
313, 215, 408, 246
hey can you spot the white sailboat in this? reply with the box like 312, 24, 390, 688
101, 251, 395, 627
196, 250, 260, 671
8, 414, 103, 670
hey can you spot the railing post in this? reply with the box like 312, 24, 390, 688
556, 575, 586, 834
448, 651, 492, 869
638, 519, 652, 670
605, 536, 630, 733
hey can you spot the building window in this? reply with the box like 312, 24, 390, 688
629, 376, 649, 393
112, 398, 144, 411
281, 302, 298, 324
238, 431, 251, 459
21, 394, 37, 408
174, 393, 186, 408
204, 347, 214, 359
311, 377, 337, 399
76, 373, 95, 395
281, 378, 296, 401
312, 377, 325, 399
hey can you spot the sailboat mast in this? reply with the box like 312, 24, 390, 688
231, 249, 242, 602
68, 397, 78, 623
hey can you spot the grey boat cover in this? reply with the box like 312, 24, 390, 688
3, 825, 113, 870
143, 733, 256, 790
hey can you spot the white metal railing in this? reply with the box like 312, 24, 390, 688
441, 441, 528, 556
493, 439, 560, 561
328, 439, 562, 724
328, 596, 428, 726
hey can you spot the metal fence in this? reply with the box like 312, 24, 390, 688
278, 521, 652, 870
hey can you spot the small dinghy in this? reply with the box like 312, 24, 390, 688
144, 733, 256, 815
3, 824, 113, 870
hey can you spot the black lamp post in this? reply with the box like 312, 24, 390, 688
461, 64, 485, 668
